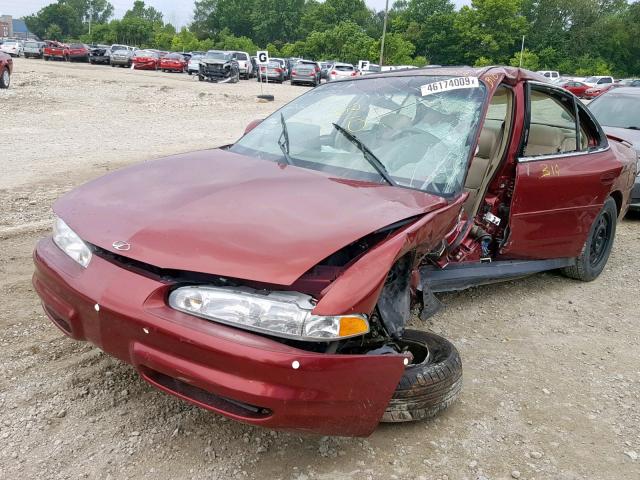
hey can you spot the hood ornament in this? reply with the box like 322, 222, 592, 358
112, 240, 131, 251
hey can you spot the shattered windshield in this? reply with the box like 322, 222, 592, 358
231, 75, 486, 196
206, 51, 229, 61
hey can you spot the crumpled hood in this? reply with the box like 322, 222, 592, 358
54, 149, 446, 285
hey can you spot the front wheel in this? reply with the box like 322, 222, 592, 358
382, 330, 462, 422
562, 197, 617, 281
0, 67, 10, 89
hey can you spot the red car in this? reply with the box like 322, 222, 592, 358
43, 41, 69, 61
66, 43, 90, 62
132, 50, 160, 70
561, 80, 590, 97
0, 51, 12, 88
160, 53, 187, 73
33, 67, 637, 437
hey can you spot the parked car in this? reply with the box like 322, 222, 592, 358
0, 51, 12, 88
110, 45, 136, 67
198, 50, 239, 83
43, 41, 69, 61
583, 75, 615, 87
329, 62, 358, 81
23, 41, 45, 59
187, 54, 203, 75
583, 84, 616, 99
319, 61, 333, 80
89, 45, 111, 65
588, 87, 640, 212
67, 43, 90, 62
230, 51, 253, 79
160, 53, 187, 73
132, 50, 160, 70
290, 60, 321, 86
0, 40, 23, 57
257, 59, 286, 83
560, 80, 590, 97
33, 67, 636, 437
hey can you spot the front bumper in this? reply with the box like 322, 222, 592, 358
33, 237, 406, 436
111, 57, 131, 65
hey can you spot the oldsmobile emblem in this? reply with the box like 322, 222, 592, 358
112, 240, 131, 251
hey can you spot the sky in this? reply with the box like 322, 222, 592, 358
3, 0, 470, 28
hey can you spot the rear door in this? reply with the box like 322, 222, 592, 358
502, 82, 618, 259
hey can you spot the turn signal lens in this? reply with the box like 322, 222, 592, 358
339, 316, 370, 337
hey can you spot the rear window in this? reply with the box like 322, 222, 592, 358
165, 54, 183, 59
25, 42, 38, 48
234, 53, 248, 60
335, 65, 354, 72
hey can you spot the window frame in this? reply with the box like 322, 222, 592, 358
518, 81, 609, 163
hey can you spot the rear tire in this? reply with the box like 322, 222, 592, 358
382, 330, 462, 422
562, 197, 617, 281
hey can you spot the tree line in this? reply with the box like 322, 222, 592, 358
24, 0, 640, 76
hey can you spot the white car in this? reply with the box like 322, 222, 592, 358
0, 40, 23, 57
231, 51, 253, 79
187, 54, 203, 75
328, 63, 358, 81
583, 75, 615, 87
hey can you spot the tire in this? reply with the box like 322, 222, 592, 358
44, 55, 49, 61
0, 67, 10, 89
562, 197, 617, 281
198, 75, 204, 82
382, 329, 462, 423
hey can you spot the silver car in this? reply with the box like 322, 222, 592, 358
0, 40, 23, 58
23, 41, 45, 59
110, 45, 136, 67
588, 87, 640, 212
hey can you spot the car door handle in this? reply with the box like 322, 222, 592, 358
600, 172, 616, 185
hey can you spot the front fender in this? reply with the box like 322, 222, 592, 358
312, 194, 466, 317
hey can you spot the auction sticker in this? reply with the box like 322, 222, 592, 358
421, 76, 479, 96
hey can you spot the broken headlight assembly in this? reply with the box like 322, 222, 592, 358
168, 286, 369, 341
52, 217, 92, 268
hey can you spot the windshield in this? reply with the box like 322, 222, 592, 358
589, 94, 640, 129
190, 55, 203, 61
135, 50, 157, 58
165, 54, 182, 59
235, 53, 248, 60
231, 75, 486, 195
206, 51, 229, 60
584, 76, 601, 83
25, 42, 38, 48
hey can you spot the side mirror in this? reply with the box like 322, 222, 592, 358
244, 119, 263, 135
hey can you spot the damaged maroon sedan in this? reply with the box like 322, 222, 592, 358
33, 67, 637, 437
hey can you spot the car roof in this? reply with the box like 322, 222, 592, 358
356, 65, 548, 86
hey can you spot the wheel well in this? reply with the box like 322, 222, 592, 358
610, 190, 623, 216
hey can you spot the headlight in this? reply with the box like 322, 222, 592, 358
169, 286, 369, 342
52, 217, 92, 268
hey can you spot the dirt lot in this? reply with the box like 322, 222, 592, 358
1, 58, 639, 480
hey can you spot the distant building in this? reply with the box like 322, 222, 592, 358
0, 14, 37, 40
0, 15, 12, 37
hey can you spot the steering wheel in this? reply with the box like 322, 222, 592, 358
388, 127, 440, 145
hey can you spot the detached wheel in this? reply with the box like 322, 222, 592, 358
562, 197, 617, 281
382, 330, 462, 423
0, 67, 10, 89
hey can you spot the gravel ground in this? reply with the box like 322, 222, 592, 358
1, 58, 639, 480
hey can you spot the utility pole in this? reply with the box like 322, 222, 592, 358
379, 0, 389, 66
88, 0, 93, 37
519, 35, 525, 67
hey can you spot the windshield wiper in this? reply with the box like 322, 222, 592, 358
278, 113, 293, 165
331, 123, 396, 186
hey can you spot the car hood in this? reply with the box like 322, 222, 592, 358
603, 126, 640, 153
54, 149, 447, 285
